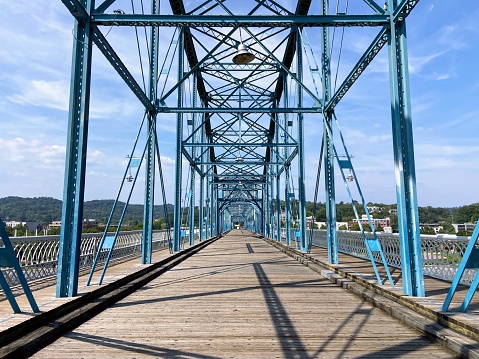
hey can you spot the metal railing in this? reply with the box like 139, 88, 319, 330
1, 230, 171, 287
281, 229, 477, 286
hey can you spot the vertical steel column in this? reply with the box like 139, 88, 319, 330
261, 185, 266, 235
199, 101, 206, 241
173, 28, 184, 252
266, 170, 271, 238
56, 0, 94, 298
296, 29, 307, 252
189, 74, 197, 246
189, 166, 195, 245
275, 106, 281, 242
205, 175, 210, 238
210, 181, 216, 236
285, 168, 291, 246
321, 0, 338, 263
387, 0, 424, 296
141, 0, 160, 264
283, 73, 291, 246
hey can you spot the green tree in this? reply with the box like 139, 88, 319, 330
49, 227, 61, 235
4, 225, 14, 237
350, 223, 360, 231
420, 226, 436, 235
338, 224, 347, 230
438, 223, 455, 235
363, 223, 372, 232
315, 209, 327, 222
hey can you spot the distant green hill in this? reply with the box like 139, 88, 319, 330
0, 196, 474, 227
0, 196, 173, 225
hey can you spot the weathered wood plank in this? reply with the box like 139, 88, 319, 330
32, 231, 456, 358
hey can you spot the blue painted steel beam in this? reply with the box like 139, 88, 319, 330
95, 0, 116, 13
91, 14, 390, 27
325, 28, 388, 112
322, 0, 338, 264
324, 0, 419, 112
173, 29, 184, 253
283, 75, 291, 246
387, 0, 424, 297
189, 75, 197, 246
275, 111, 281, 242
181, 147, 205, 177
197, 161, 284, 166
141, 0, 159, 265
57, 0, 94, 298
61, 1, 154, 112
183, 143, 297, 147
363, 0, 385, 14
92, 29, 155, 113
296, 28, 307, 252
158, 107, 322, 113
61, 0, 89, 21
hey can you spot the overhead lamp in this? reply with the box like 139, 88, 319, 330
233, 28, 255, 65
235, 156, 244, 163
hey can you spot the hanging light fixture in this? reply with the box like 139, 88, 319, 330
233, 28, 255, 65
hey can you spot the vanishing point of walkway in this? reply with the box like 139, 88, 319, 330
30, 230, 455, 358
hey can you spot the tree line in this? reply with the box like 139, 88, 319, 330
2, 196, 479, 235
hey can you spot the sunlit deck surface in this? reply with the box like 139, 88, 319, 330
2, 230, 479, 358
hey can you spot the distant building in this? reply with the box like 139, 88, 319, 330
367, 206, 381, 213
5, 221, 41, 232
315, 221, 349, 230
389, 209, 397, 215
48, 221, 62, 229
349, 215, 391, 230
453, 223, 475, 233
383, 226, 393, 233
419, 223, 443, 234
83, 219, 98, 228
5, 221, 23, 228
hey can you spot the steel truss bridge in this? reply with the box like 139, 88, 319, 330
54, 0, 427, 301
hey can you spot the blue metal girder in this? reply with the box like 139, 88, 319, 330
181, 148, 205, 177
61, 0, 89, 21
0, 219, 39, 313
92, 29, 155, 113
57, 0, 94, 298
189, 75, 197, 246
296, 29, 307, 252
141, 0, 160, 265
363, 0, 386, 14
189, 165, 196, 246
95, 0, 116, 13
322, 0, 338, 264
325, 28, 388, 112
325, 0, 420, 112
387, 0, 424, 297
173, 29, 184, 253
158, 107, 322, 113
91, 14, 390, 27
183, 143, 297, 148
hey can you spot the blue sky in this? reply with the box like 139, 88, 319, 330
1, 0, 478, 208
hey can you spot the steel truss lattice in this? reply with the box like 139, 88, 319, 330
57, 0, 424, 298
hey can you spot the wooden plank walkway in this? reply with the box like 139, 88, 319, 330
30, 230, 456, 358
0, 247, 173, 332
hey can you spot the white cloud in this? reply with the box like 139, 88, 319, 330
409, 52, 446, 75
417, 144, 479, 157
8, 79, 70, 111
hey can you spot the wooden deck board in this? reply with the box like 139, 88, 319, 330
31, 231, 455, 358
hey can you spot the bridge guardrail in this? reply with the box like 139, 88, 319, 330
1, 230, 172, 288
280, 229, 477, 286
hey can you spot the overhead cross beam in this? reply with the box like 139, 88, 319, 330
91, 14, 390, 27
